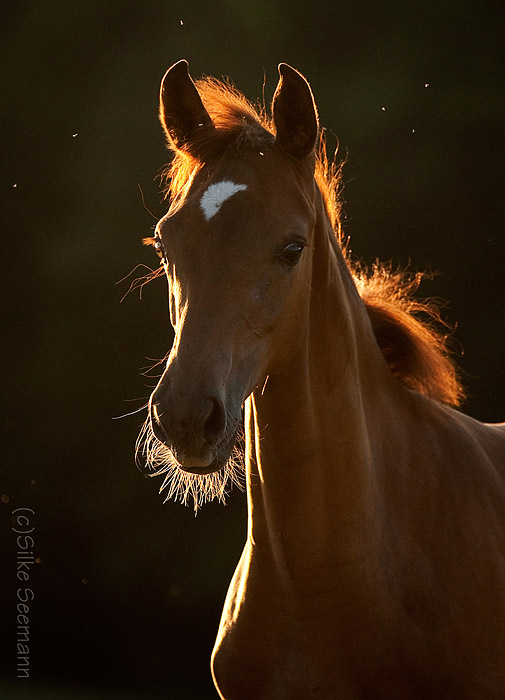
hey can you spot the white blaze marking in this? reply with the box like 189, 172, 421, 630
200, 180, 247, 221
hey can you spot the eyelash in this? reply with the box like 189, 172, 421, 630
143, 236, 167, 264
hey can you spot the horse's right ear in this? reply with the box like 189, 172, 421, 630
159, 59, 214, 151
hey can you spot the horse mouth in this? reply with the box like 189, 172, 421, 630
159, 423, 240, 476
137, 412, 245, 511
178, 457, 229, 476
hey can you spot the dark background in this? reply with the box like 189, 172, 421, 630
1, 1, 504, 698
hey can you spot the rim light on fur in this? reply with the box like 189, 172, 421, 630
135, 417, 245, 513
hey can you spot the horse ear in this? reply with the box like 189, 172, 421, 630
272, 63, 319, 160
159, 59, 213, 151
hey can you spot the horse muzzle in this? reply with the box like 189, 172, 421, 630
149, 390, 239, 474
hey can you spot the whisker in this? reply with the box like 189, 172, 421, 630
137, 183, 160, 221
140, 353, 170, 377
135, 413, 245, 514
113, 402, 149, 420
116, 263, 156, 286
119, 265, 165, 303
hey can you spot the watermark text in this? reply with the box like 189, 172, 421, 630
11, 507, 36, 679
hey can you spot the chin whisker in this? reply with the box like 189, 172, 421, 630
136, 416, 245, 514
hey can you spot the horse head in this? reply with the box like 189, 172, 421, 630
147, 60, 320, 477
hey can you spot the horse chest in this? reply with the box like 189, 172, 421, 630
212, 544, 505, 700
212, 549, 388, 699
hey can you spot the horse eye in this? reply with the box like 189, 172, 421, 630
154, 238, 167, 263
280, 242, 305, 266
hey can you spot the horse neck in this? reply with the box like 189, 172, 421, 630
245, 192, 400, 573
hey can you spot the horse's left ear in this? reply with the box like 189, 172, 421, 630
159, 59, 214, 151
272, 63, 319, 160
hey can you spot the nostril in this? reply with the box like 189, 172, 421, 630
203, 398, 226, 443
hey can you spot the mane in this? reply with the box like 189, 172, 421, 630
160, 77, 464, 408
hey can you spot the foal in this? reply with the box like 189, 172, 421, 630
138, 60, 505, 699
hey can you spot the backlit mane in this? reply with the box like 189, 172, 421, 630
160, 77, 464, 407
